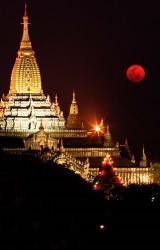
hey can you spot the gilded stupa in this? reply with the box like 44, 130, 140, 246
0, 4, 65, 132
66, 91, 82, 129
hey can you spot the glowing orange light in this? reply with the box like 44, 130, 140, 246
95, 125, 101, 132
102, 154, 114, 166
93, 182, 99, 190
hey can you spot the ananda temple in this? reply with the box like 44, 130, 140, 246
0, 5, 158, 185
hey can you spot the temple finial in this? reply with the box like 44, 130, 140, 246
100, 118, 104, 130
131, 154, 135, 164
72, 91, 76, 104
142, 144, 147, 161
24, 3, 28, 16
140, 144, 147, 167
54, 94, 61, 116
20, 2, 32, 50
69, 91, 78, 115
55, 94, 58, 105
103, 124, 112, 147
39, 119, 44, 130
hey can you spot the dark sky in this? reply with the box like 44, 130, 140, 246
0, 0, 160, 161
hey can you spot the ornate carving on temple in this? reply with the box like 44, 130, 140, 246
24, 121, 58, 150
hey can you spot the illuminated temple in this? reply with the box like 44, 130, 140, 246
0, 5, 65, 131
0, 5, 156, 185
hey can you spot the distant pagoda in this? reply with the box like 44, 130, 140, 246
0, 4, 65, 133
66, 91, 82, 129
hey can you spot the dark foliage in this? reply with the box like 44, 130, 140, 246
0, 150, 160, 249
107, 184, 160, 247
0, 151, 108, 249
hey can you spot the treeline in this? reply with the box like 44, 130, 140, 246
0, 150, 107, 249
0, 150, 160, 249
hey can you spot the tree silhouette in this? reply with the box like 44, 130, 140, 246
0, 150, 108, 249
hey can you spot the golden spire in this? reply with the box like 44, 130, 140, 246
125, 138, 132, 158
24, 2, 27, 16
141, 144, 147, 161
54, 94, 61, 116
100, 118, 104, 130
20, 3, 32, 50
69, 91, 78, 114
105, 125, 112, 141
103, 124, 113, 147
55, 94, 58, 105
140, 144, 147, 167
39, 119, 44, 130
131, 154, 135, 164
72, 91, 76, 104
9, 3, 43, 95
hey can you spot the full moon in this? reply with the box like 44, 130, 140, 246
126, 64, 145, 83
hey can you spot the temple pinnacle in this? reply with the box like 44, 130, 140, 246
9, 4, 42, 94
72, 91, 76, 104
142, 144, 147, 161
20, 2, 32, 50
69, 91, 78, 114
24, 3, 27, 16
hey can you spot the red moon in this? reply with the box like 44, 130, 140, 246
126, 64, 145, 83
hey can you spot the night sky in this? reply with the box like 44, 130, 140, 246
0, 0, 160, 161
